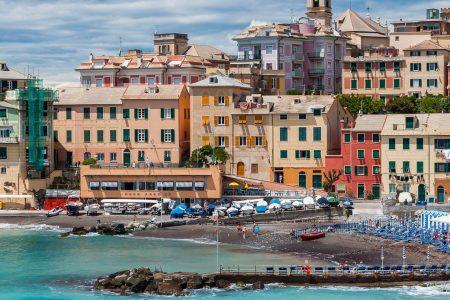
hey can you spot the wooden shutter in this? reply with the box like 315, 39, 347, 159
144, 109, 148, 119
202, 95, 209, 106
171, 129, 175, 142
246, 136, 251, 147
251, 137, 256, 147
202, 136, 210, 146
225, 116, 230, 126
144, 129, 148, 142
235, 136, 240, 147
262, 136, 267, 147
214, 96, 219, 106
225, 96, 230, 106
160, 108, 165, 119
202, 116, 210, 125
214, 116, 218, 125
171, 108, 175, 119
134, 109, 138, 119
160, 129, 164, 143
134, 129, 138, 142
306, 150, 311, 158
225, 136, 230, 147
214, 136, 219, 146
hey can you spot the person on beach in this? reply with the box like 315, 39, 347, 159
253, 222, 260, 235
242, 226, 247, 239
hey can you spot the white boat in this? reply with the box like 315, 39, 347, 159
268, 203, 281, 211
256, 200, 268, 213
303, 196, 315, 209
399, 192, 413, 204
46, 207, 63, 218
85, 199, 100, 216
280, 199, 293, 210
292, 200, 304, 210
240, 205, 254, 216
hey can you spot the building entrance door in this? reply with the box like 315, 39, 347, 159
437, 186, 445, 203
418, 184, 426, 202
298, 172, 307, 188
123, 149, 131, 166
357, 184, 365, 199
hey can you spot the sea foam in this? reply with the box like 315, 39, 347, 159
0, 223, 65, 232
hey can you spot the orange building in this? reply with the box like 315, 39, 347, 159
53, 85, 190, 167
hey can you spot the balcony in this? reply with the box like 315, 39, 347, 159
292, 70, 304, 78
308, 85, 324, 91
0, 137, 19, 144
308, 68, 325, 76
293, 52, 304, 62
307, 51, 325, 60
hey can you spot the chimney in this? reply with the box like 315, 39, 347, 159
376, 17, 381, 24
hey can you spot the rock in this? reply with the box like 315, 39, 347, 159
125, 268, 154, 293
186, 274, 204, 289
215, 279, 231, 289
251, 281, 265, 290
108, 270, 130, 279
59, 232, 70, 238
157, 280, 184, 296
96, 223, 127, 235
71, 227, 89, 235
110, 274, 128, 287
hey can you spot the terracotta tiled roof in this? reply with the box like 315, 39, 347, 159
404, 40, 450, 51
122, 84, 184, 100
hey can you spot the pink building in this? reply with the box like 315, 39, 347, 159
325, 115, 386, 199
53, 85, 190, 167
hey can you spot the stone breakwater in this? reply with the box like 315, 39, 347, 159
94, 268, 450, 296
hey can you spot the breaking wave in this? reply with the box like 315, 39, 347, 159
0, 223, 66, 232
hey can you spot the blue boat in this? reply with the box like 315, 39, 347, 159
256, 200, 268, 213
269, 198, 281, 205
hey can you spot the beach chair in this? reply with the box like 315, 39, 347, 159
278, 267, 288, 275
406, 265, 414, 272
314, 267, 324, 273
266, 267, 274, 274
327, 266, 336, 273
289, 266, 297, 274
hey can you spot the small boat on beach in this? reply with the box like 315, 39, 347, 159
66, 201, 83, 216
240, 205, 254, 216
300, 232, 326, 241
46, 207, 63, 218
226, 207, 239, 217
85, 199, 100, 216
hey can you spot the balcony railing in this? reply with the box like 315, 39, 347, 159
0, 137, 19, 144
307, 51, 325, 59
308, 68, 325, 76
293, 52, 304, 61
292, 70, 304, 78
308, 85, 324, 91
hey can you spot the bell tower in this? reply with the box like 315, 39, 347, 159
306, 0, 332, 27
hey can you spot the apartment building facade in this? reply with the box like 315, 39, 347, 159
342, 47, 406, 102
325, 115, 386, 199
54, 85, 190, 167
404, 40, 450, 97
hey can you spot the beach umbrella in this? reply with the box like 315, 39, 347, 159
229, 182, 239, 187
269, 198, 281, 205
292, 200, 304, 209
170, 206, 186, 219
256, 200, 268, 213
240, 205, 254, 215
399, 192, 413, 204
303, 196, 315, 206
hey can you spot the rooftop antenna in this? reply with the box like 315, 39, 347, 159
119, 36, 122, 56
366, 1, 371, 18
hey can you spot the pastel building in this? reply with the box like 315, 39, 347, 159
403, 40, 450, 97
325, 115, 386, 199
342, 47, 406, 102
233, 0, 347, 94
53, 85, 190, 167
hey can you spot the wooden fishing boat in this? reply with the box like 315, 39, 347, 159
300, 232, 326, 241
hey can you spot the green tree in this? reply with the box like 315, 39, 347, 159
337, 94, 385, 118
417, 95, 444, 113
386, 96, 418, 114
187, 145, 229, 167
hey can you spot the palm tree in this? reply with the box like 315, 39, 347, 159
323, 169, 342, 192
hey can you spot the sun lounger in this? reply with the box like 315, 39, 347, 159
266, 267, 274, 274
278, 267, 287, 275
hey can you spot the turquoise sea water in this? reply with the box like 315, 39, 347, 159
0, 224, 448, 299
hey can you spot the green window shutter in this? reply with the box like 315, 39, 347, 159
426, 63, 430, 71
394, 79, 400, 89
134, 129, 138, 142
344, 166, 351, 175
161, 130, 164, 143
144, 129, 149, 142
364, 166, 368, 176
280, 150, 287, 159
171, 129, 175, 142
314, 150, 321, 159
410, 63, 413, 71
380, 79, 386, 89
417, 161, 424, 173
403, 161, 410, 172
373, 150, 380, 159
344, 134, 351, 143
417, 138, 423, 150
299, 127, 307, 141
123, 129, 130, 142
389, 138, 396, 150
403, 138, 410, 149
351, 80, 357, 89
295, 150, 300, 159
418, 64, 422, 71
389, 161, 396, 173
97, 130, 103, 142
171, 108, 175, 119
160, 108, 165, 119
313, 127, 321, 141
123, 109, 130, 119
306, 150, 311, 159
365, 79, 371, 89
134, 109, 138, 119
144, 109, 148, 119
84, 130, 90, 142
110, 130, 116, 142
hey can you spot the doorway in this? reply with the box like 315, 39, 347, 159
418, 184, 426, 202
123, 149, 131, 166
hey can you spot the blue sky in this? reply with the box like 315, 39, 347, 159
0, 0, 446, 83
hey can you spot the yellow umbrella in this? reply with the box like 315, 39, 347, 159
243, 183, 249, 189
229, 182, 239, 187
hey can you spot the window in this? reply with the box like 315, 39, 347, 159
83, 107, 90, 119
136, 108, 149, 119
83, 130, 90, 143
410, 79, 422, 87
312, 174, 322, 189
350, 62, 357, 72
161, 129, 175, 143
403, 183, 410, 193
351, 79, 357, 90
295, 150, 310, 159
365, 79, 372, 89
123, 108, 130, 119
53, 131, 58, 142
357, 133, 365, 143
299, 114, 306, 120
373, 134, 380, 143
357, 149, 365, 159
238, 115, 247, 124
96, 153, 105, 162
135, 129, 148, 143
389, 161, 396, 173
217, 116, 226, 126
97, 130, 104, 142
66, 130, 72, 143
379, 79, 386, 89
172, 77, 182, 85
217, 96, 225, 106
97, 107, 103, 119
0, 109, 7, 118
410, 63, 421, 72
0, 147, 7, 159
280, 150, 288, 159
138, 151, 145, 162
148, 77, 156, 85
266, 63, 273, 70
313, 150, 321, 159
251, 164, 258, 174
373, 166, 381, 175
53, 109, 57, 120
110, 152, 117, 162
394, 61, 400, 72
389, 138, 396, 150
344, 133, 351, 143
403, 161, 410, 173
427, 50, 437, 56
394, 79, 401, 89
239, 136, 247, 147
280, 114, 288, 120
110, 107, 117, 119
313, 127, 321, 141
298, 127, 307, 141
355, 166, 368, 176
0, 167, 6, 174
313, 109, 322, 116
344, 166, 351, 175
66, 108, 72, 120
254, 115, 263, 124
403, 138, 410, 150
427, 63, 438, 71
365, 62, 372, 72
110, 130, 117, 142
410, 51, 421, 57
280, 127, 288, 141
372, 149, 380, 159
427, 79, 438, 88
42, 125, 48, 137
417, 161, 424, 174
123, 129, 130, 142
379, 62, 386, 72
372, 184, 381, 199
417, 138, 423, 150
404, 117, 414, 130
389, 184, 397, 193
266, 45, 273, 54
